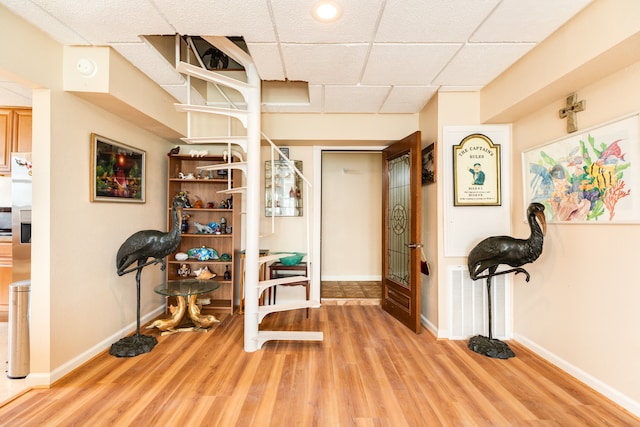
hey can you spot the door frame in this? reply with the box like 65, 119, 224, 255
312, 145, 387, 302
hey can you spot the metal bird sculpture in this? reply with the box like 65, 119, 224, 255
110, 196, 184, 357
466, 202, 546, 359
116, 196, 184, 276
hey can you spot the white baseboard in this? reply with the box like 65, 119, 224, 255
420, 314, 437, 336
515, 333, 640, 418
321, 275, 381, 281
29, 305, 165, 387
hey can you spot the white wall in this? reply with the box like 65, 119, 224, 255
511, 60, 640, 414
480, 0, 640, 414
321, 152, 382, 281
1, 6, 175, 383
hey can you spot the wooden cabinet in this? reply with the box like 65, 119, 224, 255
166, 154, 241, 315
0, 108, 32, 173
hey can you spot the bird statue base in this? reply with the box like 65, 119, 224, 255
468, 335, 515, 360
109, 333, 158, 358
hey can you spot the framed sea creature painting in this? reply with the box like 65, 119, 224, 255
522, 113, 640, 223
90, 133, 146, 203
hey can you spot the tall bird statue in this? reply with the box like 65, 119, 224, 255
109, 196, 184, 357
467, 202, 546, 359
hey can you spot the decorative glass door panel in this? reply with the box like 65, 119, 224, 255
388, 154, 410, 288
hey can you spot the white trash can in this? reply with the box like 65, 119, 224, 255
7, 280, 30, 379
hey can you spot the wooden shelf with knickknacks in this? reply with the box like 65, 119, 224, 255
165, 153, 241, 315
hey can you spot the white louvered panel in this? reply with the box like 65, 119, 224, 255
449, 266, 510, 340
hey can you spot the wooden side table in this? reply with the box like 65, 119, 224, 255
269, 262, 309, 316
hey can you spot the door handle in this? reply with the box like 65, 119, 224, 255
406, 243, 423, 249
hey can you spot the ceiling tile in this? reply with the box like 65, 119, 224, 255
270, 0, 383, 43
112, 42, 185, 86
324, 85, 390, 113
154, 0, 276, 42
380, 86, 438, 113
434, 43, 535, 87
0, 0, 593, 114
362, 44, 462, 85
245, 43, 285, 81
375, 0, 500, 42
26, 0, 174, 44
0, 0, 90, 44
281, 44, 369, 85
471, 0, 594, 42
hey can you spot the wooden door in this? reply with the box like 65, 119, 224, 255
382, 131, 422, 333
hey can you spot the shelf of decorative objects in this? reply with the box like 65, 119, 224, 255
265, 160, 303, 217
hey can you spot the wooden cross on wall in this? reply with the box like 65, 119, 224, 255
558, 92, 586, 133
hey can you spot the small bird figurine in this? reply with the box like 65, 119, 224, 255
168, 146, 180, 156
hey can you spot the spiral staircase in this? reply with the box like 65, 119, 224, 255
175, 36, 322, 351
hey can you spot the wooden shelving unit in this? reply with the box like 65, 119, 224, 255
165, 154, 241, 315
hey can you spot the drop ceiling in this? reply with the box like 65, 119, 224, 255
0, 0, 593, 113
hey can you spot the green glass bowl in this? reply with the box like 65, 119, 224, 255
277, 252, 305, 266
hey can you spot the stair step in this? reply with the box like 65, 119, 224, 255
217, 186, 246, 194
258, 300, 319, 323
258, 276, 309, 293
177, 61, 255, 96
180, 136, 247, 152
174, 103, 248, 127
256, 254, 295, 264
197, 161, 247, 175
255, 330, 324, 349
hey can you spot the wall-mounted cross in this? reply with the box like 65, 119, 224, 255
558, 92, 586, 133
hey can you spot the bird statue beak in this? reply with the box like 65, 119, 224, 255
536, 210, 547, 235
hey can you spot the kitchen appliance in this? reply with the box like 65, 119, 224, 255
12, 153, 32, 282
0, 207, 11, 237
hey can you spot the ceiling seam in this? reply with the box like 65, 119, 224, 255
148, 0, 178, 34
357, 0, 388, 85
266, 0, 287, 80
29, 1, 91, 44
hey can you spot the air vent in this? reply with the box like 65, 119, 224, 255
449, 265, 510, 340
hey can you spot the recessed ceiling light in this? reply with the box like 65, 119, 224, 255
312, 1, 342, 22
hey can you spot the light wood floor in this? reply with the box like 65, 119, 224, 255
0, 305, 637, 426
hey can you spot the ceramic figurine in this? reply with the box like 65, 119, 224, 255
146, 297, 186, 332
188, 294, 219, 328
177, 263, 191, 277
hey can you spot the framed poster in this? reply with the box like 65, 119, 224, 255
452, 133, 501, 206
522, 113, 640, 223
90, 133, 145, 203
